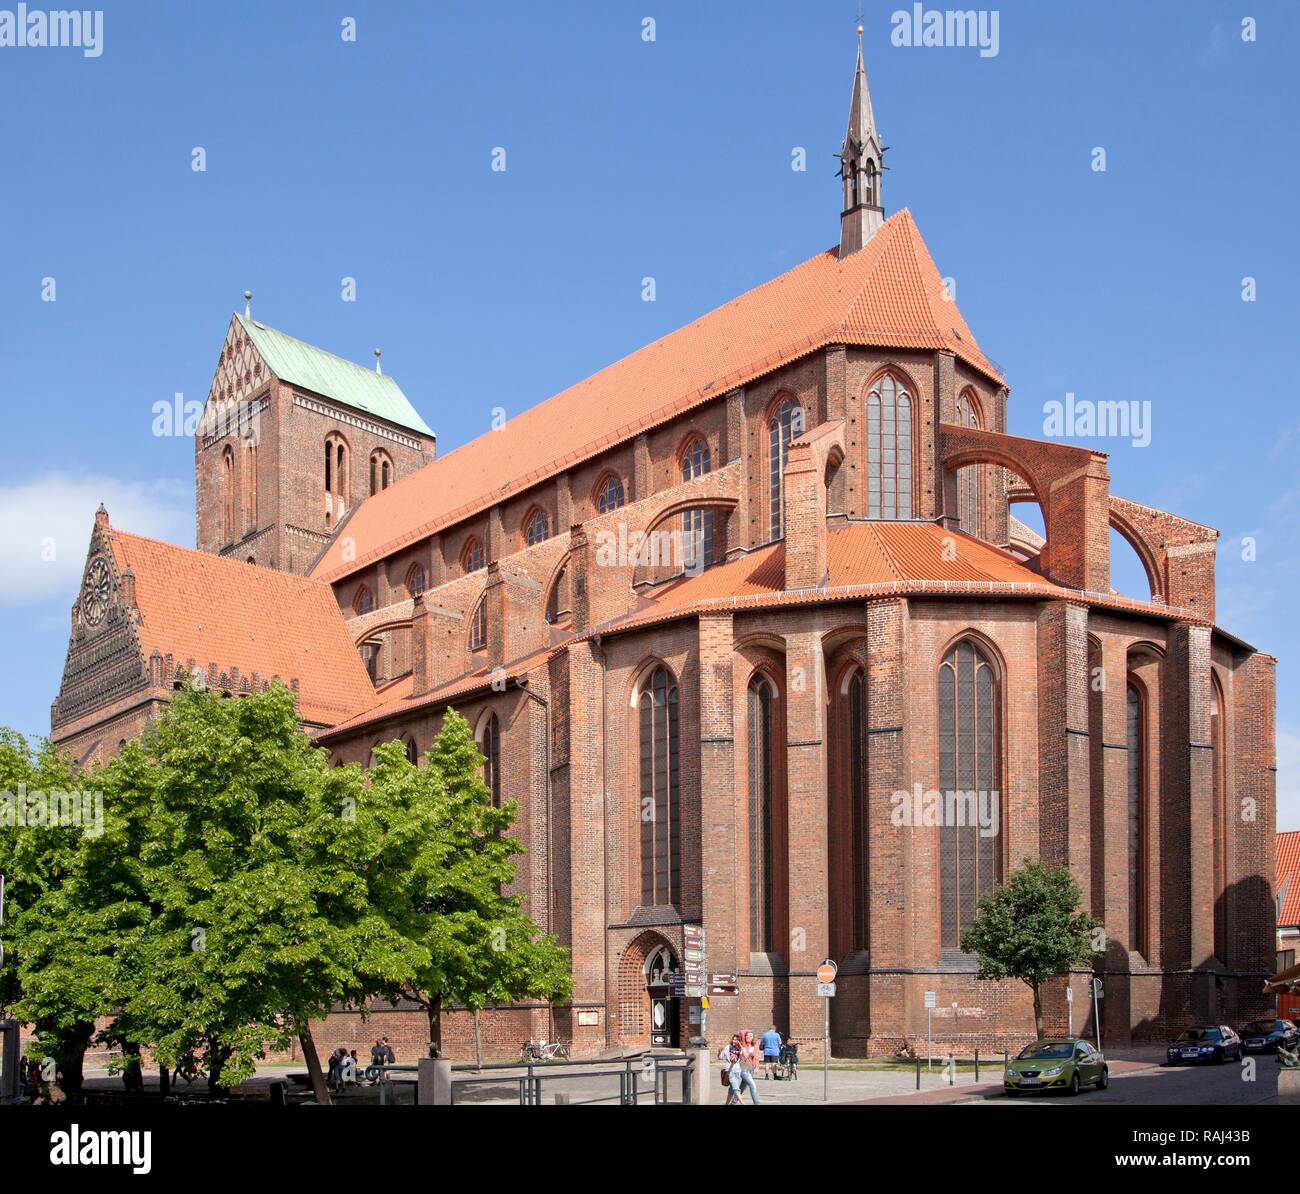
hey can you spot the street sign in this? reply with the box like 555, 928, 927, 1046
924, 990, 936, 1009
708, 984, 739, 997
711, 973, 737, 985
817, 982, 836, 998
683, 924, 705, 944
816, 959, 838, 984
684, 985, 706, 998
684, 947, 704, 962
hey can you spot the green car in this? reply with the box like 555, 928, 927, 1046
1004, 1038, 1109, 1096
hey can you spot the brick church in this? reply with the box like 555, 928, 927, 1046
50, 36, 1276, 1058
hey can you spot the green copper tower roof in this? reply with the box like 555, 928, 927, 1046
236, 313, 434, 438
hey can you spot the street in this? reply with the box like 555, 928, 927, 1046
982, 1059, 1278, 1107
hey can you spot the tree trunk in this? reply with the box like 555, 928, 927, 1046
1031, 981, 1044, 1039
473, 1008, 484, 1071
426, 993, 443, 1058
207, 1043, 232, 1096
296, 1020, 332, 1105
121, 1040, 144, 1094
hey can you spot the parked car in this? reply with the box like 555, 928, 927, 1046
1004, 1038, 1108, 1096
1238, 1018, 1299, 1055
1166, 1025, 1242, 1065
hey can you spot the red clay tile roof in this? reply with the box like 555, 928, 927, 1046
316, 646, 562, 742
589, 522, 1198, 637
311, 210, 1000, 584
108, 527, 376, 725
1278, 832, 1300, 926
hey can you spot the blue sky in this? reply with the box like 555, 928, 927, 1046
0, 1, 1296, 821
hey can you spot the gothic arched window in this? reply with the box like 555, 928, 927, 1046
937, 639, 1000, 949
681, 436, 714, 570
462, 537, 485, 573
524, 509, 550, 547
638, 665, 681, 908
747, 674, 777, 952
768, 397, 804, 540
1211, 675, 1227, 960
221, 445, 235, 542
1126, 680, 1149, 955
352, 585, 373, 616
545, 566, 569, 626
957, 391, 982, 536
406, 563, 426, 598
479, 712, 501, 806
595, 473, 625, 515
370, 449, 394, 495
866, 374, 913, 520
243, 436, 257, 533
839, 667, 869, 952
325, 434, 350, 529
469, 596, 486, 651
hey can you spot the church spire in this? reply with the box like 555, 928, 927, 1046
838, 24, 885, 258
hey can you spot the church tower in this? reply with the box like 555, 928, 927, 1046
195, 306, 436, 575
837, 25, 886, 258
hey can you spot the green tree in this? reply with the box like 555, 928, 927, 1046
98, 683, 429, 1102
960, 858, 1100, 1039
367, 710, 571, 1064
0, 729, 118, 1092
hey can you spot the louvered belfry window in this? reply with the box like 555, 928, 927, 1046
938, 640, 999, 948
639, 666, 680, 907
866, 375, 913, 519
748, 676, 776, 952
957, 392, 981, 536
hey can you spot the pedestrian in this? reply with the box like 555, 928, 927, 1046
370, 1038, 386, 1068
382, 1037, 396, 1065
759, 1024, 782, 1079
718, 1033, 744, 1105
730, 1031, 761, 1105
326, 1047, 343, 1092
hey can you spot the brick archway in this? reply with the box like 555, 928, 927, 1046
615, 930, 677, 1047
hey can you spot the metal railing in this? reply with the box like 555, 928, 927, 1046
446, 1052, 696, 1107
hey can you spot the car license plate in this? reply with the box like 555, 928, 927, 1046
1019, 1077, 1041, 1085
1181, 1049, 1199, 1058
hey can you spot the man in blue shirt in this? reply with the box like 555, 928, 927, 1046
760, 1025, 783, 1079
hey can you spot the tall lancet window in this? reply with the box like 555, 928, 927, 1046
638, 666, 680, 908
768, 398, 804, 540
747, 675, 777, 952
1126, 681, 1148, 955
957, 391, 982, 536
866, 375, 913, 519
938, 640, 1000, 949
864, 160, 877, 207
1211, 676, 1227, 961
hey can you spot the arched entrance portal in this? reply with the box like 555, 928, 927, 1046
617, 931, 682, 1049
645, 944, 680, 1048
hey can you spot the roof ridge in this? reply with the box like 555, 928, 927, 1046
236, 313, 400, 387
112, 526, 335, 592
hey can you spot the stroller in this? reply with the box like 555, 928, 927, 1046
773, 1040, 799, 1080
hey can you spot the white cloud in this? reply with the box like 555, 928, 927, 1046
0, 473, 192, 606
1278, 727, 1300, 833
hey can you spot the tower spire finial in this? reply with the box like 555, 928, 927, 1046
837, 20, 885, 258
244, 290, 252, 318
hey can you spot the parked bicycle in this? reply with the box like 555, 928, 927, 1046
520, 1039, 571, 1061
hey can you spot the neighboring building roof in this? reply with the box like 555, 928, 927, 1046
235, 313, 435, 438
107, 528, 378, 726
311, 209, 1000, 583
1278, 831, 1300, 926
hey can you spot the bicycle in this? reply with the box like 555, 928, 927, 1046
520, 1039, 570, 1061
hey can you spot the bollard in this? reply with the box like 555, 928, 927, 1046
915, 1056, 921, 1090
974, 1048, 980, 1082
948, 1053, 954, 1086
